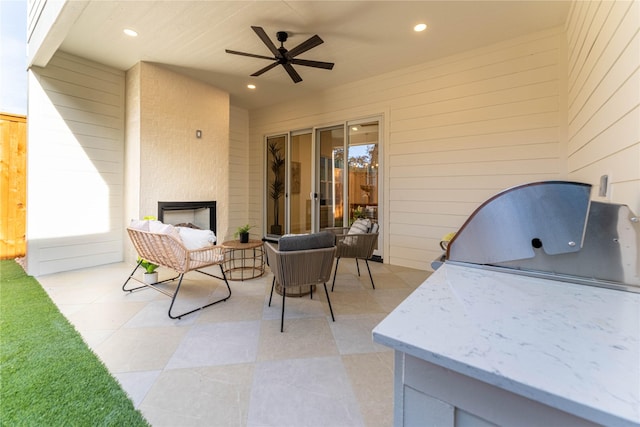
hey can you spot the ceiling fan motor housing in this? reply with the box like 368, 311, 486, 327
276, 31, 288, 43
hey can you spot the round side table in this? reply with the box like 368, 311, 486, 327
221, 239, 265, 281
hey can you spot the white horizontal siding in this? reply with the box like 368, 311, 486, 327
566, 0, 640, 212
27, 51, 125, 276
250, 27, 568, 270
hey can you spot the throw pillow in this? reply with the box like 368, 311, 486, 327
177, 226, 217, 250
344, 218, 371, 245
148, 220, 183, 244
348, 218, 371, 235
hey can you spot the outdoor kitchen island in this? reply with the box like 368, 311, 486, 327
373, 263, 640, 427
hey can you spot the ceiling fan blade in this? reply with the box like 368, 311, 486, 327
282, 63, 302, 83
251, 26, 281, 58
225, 49, 275, 61
251, 61, 280, 77
290, 58, 334, 70
287, 34, 324, 58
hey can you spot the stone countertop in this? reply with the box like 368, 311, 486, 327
373, 263, 640, 426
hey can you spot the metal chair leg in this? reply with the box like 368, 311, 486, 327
355, 258, 361, 276
323, 282, 335, 322
167, 266, 232, 319
269, 277, 275, 306
331, 257, 341, 292
364, 259, 375, 289
280, 287, 286, 332
121, 260, 143, 292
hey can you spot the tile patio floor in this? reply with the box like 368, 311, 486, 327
37, 258, 430, 426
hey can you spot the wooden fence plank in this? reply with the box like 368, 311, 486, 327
0, 113, 27, 259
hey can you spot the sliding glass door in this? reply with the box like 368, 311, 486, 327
289, 131, 312, 234
264, 117, 382, 258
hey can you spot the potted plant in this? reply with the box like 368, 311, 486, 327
139, 258, 159, 284
234, 224, 253, 243
350, 206, 366, 225
268, 141, 285, 235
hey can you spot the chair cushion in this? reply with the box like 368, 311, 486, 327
370, 222, 379, 234
177, 226, 217, 249
278, 231, 335, 251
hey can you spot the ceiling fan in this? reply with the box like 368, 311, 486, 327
225, 26, 334, 84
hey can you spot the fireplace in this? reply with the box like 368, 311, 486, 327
157, 201, 216, 235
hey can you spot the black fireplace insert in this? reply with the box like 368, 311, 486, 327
157, 201, 216, 235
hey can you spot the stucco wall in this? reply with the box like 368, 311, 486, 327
228, 106, 251, 241
124, 62, 230, 261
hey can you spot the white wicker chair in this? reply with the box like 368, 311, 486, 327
122, 227, 231, 319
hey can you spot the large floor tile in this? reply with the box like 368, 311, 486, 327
330, 313, 391, 355
124, 300, 201, 328
329, 288, 385, 315
139, 364, 254, 426
95, 326, 188, 373
166, 321, 261, 369
371, 288, 415, 312
257, 317, 339, 361
196, 295, 265, 323
114, 370, 162, 408
342, 352, 395, 427
247, 356, 364, 427
66, 301, 148, 331
394, 269, 431, 288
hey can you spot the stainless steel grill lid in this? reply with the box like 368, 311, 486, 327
446, 181, 640, 292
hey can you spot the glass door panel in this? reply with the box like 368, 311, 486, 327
290, 132, 312, 234
348, 120, 380, 255
266, 135, 286, 237
316, 126, 345, 231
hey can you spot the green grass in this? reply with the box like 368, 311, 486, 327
0, 260, 149, 426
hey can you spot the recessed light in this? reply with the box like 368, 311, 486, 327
414, 23, 427, 32
123, 28, 138, 37
247, 84, 256, 89
352, 126, 358, 131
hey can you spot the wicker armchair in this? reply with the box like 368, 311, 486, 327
264, 232, 336, 332
123, 227, 231, 319
325, 221, 379, 291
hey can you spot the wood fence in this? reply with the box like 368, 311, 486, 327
1, 113, 27, 259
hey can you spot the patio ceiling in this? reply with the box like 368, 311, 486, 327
55, 1, 571, 110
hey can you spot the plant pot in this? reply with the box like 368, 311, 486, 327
239, 232, 249, 243
143, 271, 158, 284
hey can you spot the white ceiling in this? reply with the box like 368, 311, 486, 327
58, 1, 571, 110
